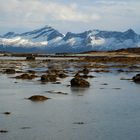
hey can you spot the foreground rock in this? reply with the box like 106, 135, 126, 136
28, 95, 50, 101
132, 74, 140, 82
70, 77, 90, 87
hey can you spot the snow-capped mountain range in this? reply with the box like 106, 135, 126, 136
0, 25, 140, 53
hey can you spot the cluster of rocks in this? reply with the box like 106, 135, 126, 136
3, 67, 68, 83
41, 69, 68, 83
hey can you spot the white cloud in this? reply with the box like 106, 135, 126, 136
0, 0, 100, 26
0, 0, 139, 34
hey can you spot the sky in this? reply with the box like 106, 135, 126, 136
0, 0, 140, 35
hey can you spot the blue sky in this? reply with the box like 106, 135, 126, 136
0, 0, 139, 34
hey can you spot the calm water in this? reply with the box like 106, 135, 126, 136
0, 59, 140, 140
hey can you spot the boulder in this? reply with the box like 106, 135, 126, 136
132, 74, 140, 82
70, 77, 90, 87
28, 95, 50, 101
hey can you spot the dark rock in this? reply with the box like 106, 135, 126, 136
41, 74, 57, 82
41, 75, 48, 82
74, 72, 81, 78
0, 130, 8, 133
70, 77, 90, 87
27, 70, 36, 74
129, 66, 139, 69
21, 127, 31, 130
58, 73, 67, 78
117, 69, 125, 72
101, 83, 108, 85
82, 68, 89, 75
112, 88, 121, 90
47, 90, 68, 95
47, 75, 57, 82
4, 69, 16, 74
132, 74, 140, 82
73, 122, 84, 125
94, 69, 110, 73
28, 95, 50, 101
15, 73, 37, 79
3, 112, 11, 115
26, 55, 35, 61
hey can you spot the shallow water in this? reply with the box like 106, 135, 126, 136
0, 59, 140, 140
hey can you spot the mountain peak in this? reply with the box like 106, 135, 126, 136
3, 32, 17, 38
125, 28, 136, 34
43, 25, 52, 29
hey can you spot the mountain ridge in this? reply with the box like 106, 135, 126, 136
0, 26, 140, 53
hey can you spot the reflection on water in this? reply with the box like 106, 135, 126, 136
70, 87, 89, 96
0, 58, 140, 140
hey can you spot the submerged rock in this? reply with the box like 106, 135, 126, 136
70, 77, 90, 87
28, 95, 50, 101
132, 74, 140, 82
